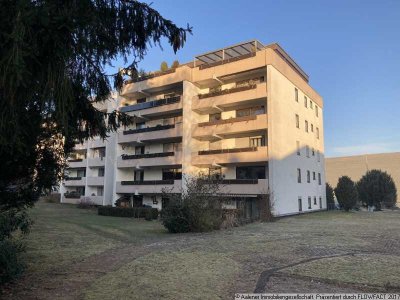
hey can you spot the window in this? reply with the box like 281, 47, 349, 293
317, 150, 320, 162
316, 127, 320, 139
162, 168, 182, 180
319, 197, 322, 209
151, 195, 158, 205
136, 121, 145, 129
296, 114, 300, 128
304, 96, 308, 108
314, 196, 317, 205
298, 197, 302, 212
318, 173, 322, 185
250, 136, 265, 147
93, 147, 106, 158
236, 106, 265, 118
310, 101, 313, 109
296, 141, 300, 156
98, 167, 105, 177
308, 197, 312, 209
305, 120, 309, 132
134, 170, 144, 181
137, 98, 146, 104
307, 170, 310, 183
76, 187, 85, 196
209, 167, 222, 180
313, 172, 316, 180
209, 112, 221, 122
163, 142, 182, 152
295, 88, 299, 102
135, 146, 145, 155
312, 148, 315, 156
236, 166, 266, 179
316, 106, 319, 117
311, 124, 314, 132
77, 169, 86, 178
297, 168, 301, 183
97, 186, 104, 196
306, 146, 310, 158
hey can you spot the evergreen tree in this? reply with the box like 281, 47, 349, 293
334, 176, 358, 211
326, 183, 335, 210
0, 0, 191, 283
357, 169, 397, 209
160, 61, 169, 72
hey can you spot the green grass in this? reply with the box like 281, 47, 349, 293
13, 202, 400, 298
23, 202, 167, 274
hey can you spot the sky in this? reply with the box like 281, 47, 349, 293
107, 0, 400, 157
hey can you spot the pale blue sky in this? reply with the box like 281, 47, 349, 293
108, 0, 400, 157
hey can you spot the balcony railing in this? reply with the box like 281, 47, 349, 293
65, 177, 83, 181
201, 179, 259, 184
124, 68, 176, 84
198, 147, 258, 155
199, 52, 256, 70
120, 96, 181, 113
67, 158, 84, 162
199, 84, 257, 99
64, 192, 82, 199
198, 115, 257, 127
121, 180, 174, 185
121, 152, 174, 160
123, 124, 175, 135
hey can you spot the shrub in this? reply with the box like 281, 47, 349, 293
334, 176, 358, 211
357, 169, 397, 209
160, 61, 168, 72
326, 183, 335, 210
171, 60, 179, 69
41, 193, 60, 203
0, 239, 25, 285
77, 197, 96, 209
160, 175, 224, 233
98, 206, 158, 219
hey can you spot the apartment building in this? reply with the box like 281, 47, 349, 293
60, 40, 326, 217
60, 95, 118, 205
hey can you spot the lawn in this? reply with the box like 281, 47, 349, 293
2, 202, 400, 299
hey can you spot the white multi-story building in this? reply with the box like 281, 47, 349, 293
60, 40, 326, 217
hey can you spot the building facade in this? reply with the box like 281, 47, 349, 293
326, 152, 400, 204
61, 40, 326, 216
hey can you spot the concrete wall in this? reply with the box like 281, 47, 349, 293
326, 152, 400, 203
267, 65, 325, 215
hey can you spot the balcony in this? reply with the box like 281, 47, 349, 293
86, 176, 105, 186
193, 82, 267, 113
63, 177, 86, 186
118, 122, 183, 144
73, 142, 87, 150
120, 96, 181, 116
88, 138, 106, 149
192, 114, 267, 140
120, 66, 191, 97
192, 146, 268, 166
116, 180, 182, 194
219, 178, 269, 195
117, 151, 182, 168
88, 157, 106, 167
67, 158, 87, 168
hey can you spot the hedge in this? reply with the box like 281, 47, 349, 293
98, 206, 158, 219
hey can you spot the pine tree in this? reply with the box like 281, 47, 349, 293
335, 176, 358, 211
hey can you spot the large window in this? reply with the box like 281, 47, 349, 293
97, 187, 104, 196
162, 168, 182, 180
136, 121, 146, 129
163, 142, 182, 152
236, 166, 266, 180
77, 169, 86, 178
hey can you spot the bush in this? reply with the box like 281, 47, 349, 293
77, 197, 96, 209
357, 169, 397, 209
334, 176, 358, 211
0, 239, 25, 285
98, 206, 158, 219
326, 183, 335, 210
160, 175, 224, 233
40, 193, 60, 203
160, 61, 168, 72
